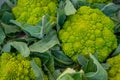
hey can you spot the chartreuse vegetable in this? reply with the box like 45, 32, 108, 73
87, 0, 112, 3
0, 52, 48, 80
107, 54, 120, 80
59, 6, 117, 62
12, 0, 58, 25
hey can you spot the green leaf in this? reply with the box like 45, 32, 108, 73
70, 0, 80, 9
0, 27, 5, 44
85, 54, 108, 80
101, 3, 120, 16
57, 68, 75, 80
71, 72, 83, 80
52, 50, 73, 66
31, 51, 55, 73
52, 70, 61, 79
44, 65, 56, 80
58, 74, 74, 80
57, 68, 83, 80
10, 20, 44, 39
64, 0, 76, 16
1, 11, 14, 24
57, 1, 66, 26
45, 52, 55, 73
1, 22, 20, 34
29, 31, 59, 53
78, 54, 88, 72
2, 43, 11, 52
91, 3, 106, 9
31, 60, 44, 80
57, 8, 66, 27
10, 20, 22, 27
111, 44, 120, 56
10, 15, 55, 39
9, 41, 30, 57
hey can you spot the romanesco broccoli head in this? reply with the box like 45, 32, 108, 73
12, 0, 58, 25
87, 0, 112, 3
59, 6, 117, 62
107, 54, 120, 80
0, 52, 48, 80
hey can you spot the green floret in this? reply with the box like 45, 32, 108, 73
0, 53, 48, 80
87, 0, 112, 3
12, 0, 58, 25
59, 6, 117, 62
107, 54, 120, 80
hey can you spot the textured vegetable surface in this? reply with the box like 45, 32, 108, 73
107, 54, 120, 80
12, 0, 57, 25
59, 6, 117, 62
0, 52, 47, 80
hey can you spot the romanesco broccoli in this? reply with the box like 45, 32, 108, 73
107, 54, 120, 80
59, 6, 117, 62
12, 0, 58, 25
0, 52, 48, 80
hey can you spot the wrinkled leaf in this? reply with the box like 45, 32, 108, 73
1, 11, 14, 24
70, 0, 80, 9
45, 52, 55, 73
29, 31, 59, 53
10, 20, 22, 27
78, 54, 88, 71
10, 20, 44, 39
31, 51, 55, 73
31, 60, 44, 80
52, 50, 73, 66
10, 15, 55, 39
91, 3, 106, 9
44, 65, 56, 80
0, 27, 5, 44
58, 74, 74, 80
57, 8, 66, 27
101, 3, 120, 16
1, 22, 20, 34
112, 44, 120, 56
10, 41, 30, 57
57, 68, 83, 80
64, 0, 76, 15
53, 70, 61, 79
57, 68, 76, 80
101, 63, 110, 70
2, 43, 11, 52
85, 54, 108, 80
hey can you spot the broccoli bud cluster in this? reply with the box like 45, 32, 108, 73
107, 54, 120, 80
12, 0, 58, 25
59, 6, 117, 62
0, 53, 48, 80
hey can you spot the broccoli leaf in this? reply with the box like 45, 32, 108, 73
31, 60, 44, 80
57, 68, 84, 80
85, 54, 108, 80
111, 44, 120, 56
52, 50, 73, 66
0, 27, 5, 44
64, 0, 76, 16
1, 11, 14, 24
101, 3, 120, 17
10, 15, 55, 39
9, 41, 30, 57
2, 43, 11, 52
29, 31, 59, 53
1, 22, 20, 34
57, 7, 66, 26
